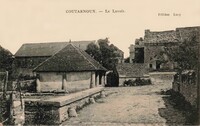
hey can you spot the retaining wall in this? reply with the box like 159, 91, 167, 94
12, 99, 25, 125
172, 71, 197, 108
2, 93, 25, 125
24, 87, 104, 125
149, 72, 176, 85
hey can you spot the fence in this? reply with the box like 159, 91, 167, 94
0, 71, 10, 124
0, 71, 25, 125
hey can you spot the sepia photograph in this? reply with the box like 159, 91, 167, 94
0, 0, 200, 125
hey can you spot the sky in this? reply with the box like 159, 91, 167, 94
0, 0, 200, 57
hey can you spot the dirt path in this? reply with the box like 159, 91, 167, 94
62, 83, 186, 125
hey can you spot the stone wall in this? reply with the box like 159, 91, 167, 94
24, 87, 104, 125
12, 98, 25, 125
66, 79, 91, 92
39, 72, 62, 92
38, 71, 93, 92
172, 70, 197, 108
144, 29, 178, 43
149, 72, 176, 85
39, 72, 63, 82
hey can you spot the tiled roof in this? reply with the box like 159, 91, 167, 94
34, 44, 107, 72
117, 63, 148, 78
15, 41, 95, 57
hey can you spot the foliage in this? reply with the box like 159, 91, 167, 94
85, 38, 121, 69
32, 103, 58, 125
16, 80, 36, 92
161, 89, 198, 125
123, 78, 151, 86
164, 36, 198, 70
13, 74, 36, 92
0, 45, 13, 72
85, 42, 102, 63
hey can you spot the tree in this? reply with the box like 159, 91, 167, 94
98, 38, 113, 69
85, 42, 102, 63
85, 38, 121, 70
164, 36, 198, 70
0, 45, 13, 72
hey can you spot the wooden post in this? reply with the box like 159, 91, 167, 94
99, 73, 102, 85
9, 92, 14, 124
95, 72, 97, 87
90, 72, 93, 88
17, 75, 23, 109
19, 83, 23, 109
5, 71, 8, 93
62, 73, 67, 91
96, 72, 99, 87
36, 78, 41, 93
90, 72, 95, 88
62, 73, 66, 90
3, 71, 8, 99
101, 73, 104, 86
1, 72, 8, 124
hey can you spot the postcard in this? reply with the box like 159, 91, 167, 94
0, 0, 200, 125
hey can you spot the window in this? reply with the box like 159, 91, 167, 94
149, 64, 152, 68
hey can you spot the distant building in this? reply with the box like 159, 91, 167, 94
129, 26, 200, 71
116, 63, 148, 86
13, 41, 96, 77
129, 37, 144, 63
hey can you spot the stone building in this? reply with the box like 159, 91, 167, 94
13, 41, 96, 77
33, 44, 107, 92
129, 37, 145, 63
129, 26, 200, 71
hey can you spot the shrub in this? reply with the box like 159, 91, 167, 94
15, 80, 36, 92
123, 78, 151, 86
